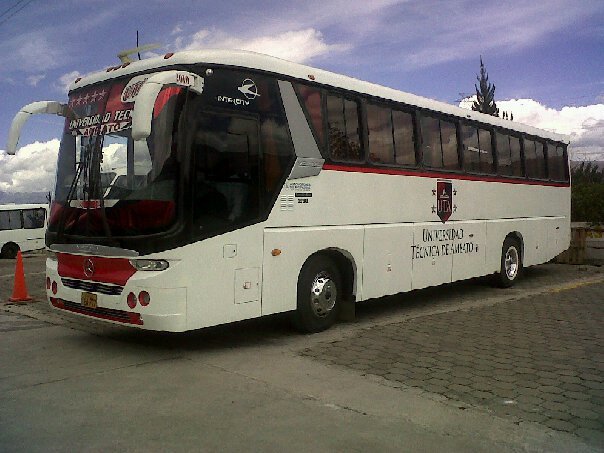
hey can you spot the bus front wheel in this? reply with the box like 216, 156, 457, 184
495, 237, 522, 288
293, 255, 342, 333
1, 242, 19, 259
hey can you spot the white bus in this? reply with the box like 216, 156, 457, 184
7, 49, 570, 332
0, 204, 48, 258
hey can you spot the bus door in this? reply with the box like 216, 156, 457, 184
189, 112, 264, 323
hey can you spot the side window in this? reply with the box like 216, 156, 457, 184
496, 132, 512, 176
367, 103, 394, 164
525, 139, 547, 179
477, 128, 494, 173
548, 142, 568, 181
294, 84, 324, 149
441, 120, 459, 170
23, 209, 46, 229
0, 211, 10, 230
534, 141, 546, 179
461, 124, 480, 172
509, 136, 523, 177
420, 115, 459, 169
524, 139, 537, 177
420, 115, 442, 168
392, 110, 416, 166
326, 94, 363, 162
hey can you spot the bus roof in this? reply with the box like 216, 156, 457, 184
71, 49, 568, 144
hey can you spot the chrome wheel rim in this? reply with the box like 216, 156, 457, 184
310, 271, 337, 318
505, 246, 519, 280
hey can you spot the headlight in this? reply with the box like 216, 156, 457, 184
129, 259, 169, 271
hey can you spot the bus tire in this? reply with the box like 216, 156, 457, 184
293, 255, 342, 333
495, 237, 522, 288
1, 242, 19, 259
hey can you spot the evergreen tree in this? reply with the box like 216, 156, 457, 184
472, 57, 499, 117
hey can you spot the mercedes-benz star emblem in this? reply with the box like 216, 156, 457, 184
83, 258, 95, 277
237, 78, 260, 100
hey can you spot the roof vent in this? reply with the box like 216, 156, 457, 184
117, 43, 162, 63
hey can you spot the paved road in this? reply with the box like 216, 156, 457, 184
1, 254, 603, 451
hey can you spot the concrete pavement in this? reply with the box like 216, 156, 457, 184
0, 255, 603, 451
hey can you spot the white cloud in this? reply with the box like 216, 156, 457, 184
0, 140, 59, 193
460, 97, 604, 160
177, 28, 348, 64
56, 71, 82, 93
26, 74, 46, 87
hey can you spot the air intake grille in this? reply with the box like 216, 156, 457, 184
61, 278, 123, 296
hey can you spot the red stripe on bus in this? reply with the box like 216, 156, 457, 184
322, 164, 570, 187
57, 253, 136, 286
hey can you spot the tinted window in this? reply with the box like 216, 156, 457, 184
295, 84, 324, 149
548, 142, 568, 181
496, 132, 512, 175
441, 120, 459, 170
326, 94, 363, 161
392, 110, 416, 166
367, 104, 394, 164
420, 115, 459, 169
191, 115, 260, 235
461, 125, 480, 172
525, 139, 547, 179
509, 136, 523, 176
0, 211, 10, 230
23, 208, 46, 229
1, 210, 22, 230
420, 115, 442, 167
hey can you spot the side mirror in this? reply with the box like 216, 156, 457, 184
7, 101, 67, 154
131, 71, 204, 141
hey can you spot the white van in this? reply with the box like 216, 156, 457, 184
0, 204, 48, 258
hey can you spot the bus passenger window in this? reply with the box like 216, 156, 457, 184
420, 115, 442, 167
23, 209, 46, 229
326, 94, 363, 162
367, 104, 394, 164
2, 210, 23, 230
441, 120, 459, 170
548, 143, 567, 181
496, 132, 512, 176
393, 110, 415, 166
478, 128, 494, 173
509, 136, 523, 177
461, 125, 480, 172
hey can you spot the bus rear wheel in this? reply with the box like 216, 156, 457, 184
293, 255, 342, 333
495, 237, 522, 288
1, 242, 19, 259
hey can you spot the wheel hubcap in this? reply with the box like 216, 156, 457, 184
310, 271, 337, 318
505, 246, 519, 279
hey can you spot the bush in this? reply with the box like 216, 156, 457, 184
572, 183, 604, 223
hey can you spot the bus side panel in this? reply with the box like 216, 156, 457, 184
485, 217, 569, 272
262, 226, 364, 316
411, 223, 453, 290
362, 224, 413, 299
451, 220, 487, 282
184, 226, 264, 330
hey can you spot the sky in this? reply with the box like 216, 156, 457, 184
0, 0, 603, 195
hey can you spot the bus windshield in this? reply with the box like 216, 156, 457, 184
49, 76, 184, 239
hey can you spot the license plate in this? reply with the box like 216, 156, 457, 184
81, 292, 97, 309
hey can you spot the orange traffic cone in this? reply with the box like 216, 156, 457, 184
8, 250, 33, 303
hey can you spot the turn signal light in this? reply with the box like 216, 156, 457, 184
46, 277, 51, 289
127, 292, 137, 309
51, 281, 58, 295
